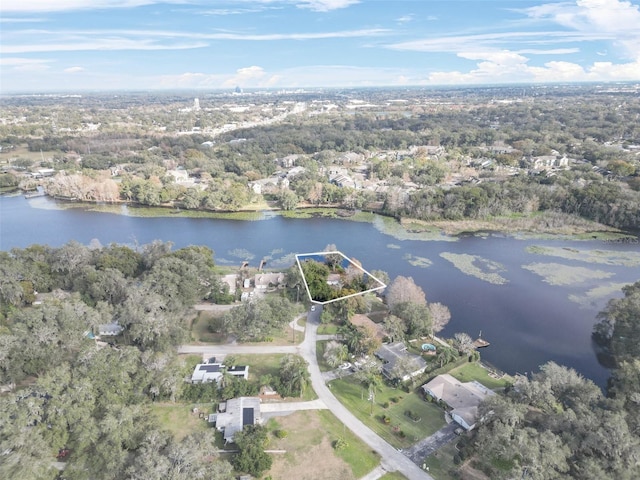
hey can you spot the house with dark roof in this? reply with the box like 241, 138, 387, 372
422, 374, 495, 430
375, 342, 426, 382
210, 396, 262, 443
191, 363, 223, 383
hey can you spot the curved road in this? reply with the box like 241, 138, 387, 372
179, 306, 433, 480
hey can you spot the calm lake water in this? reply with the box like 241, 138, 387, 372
2, 194, 639, 388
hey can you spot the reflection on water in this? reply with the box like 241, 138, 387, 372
2, 195, 639, 388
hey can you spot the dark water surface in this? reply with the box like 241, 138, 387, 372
2, 195, 639, 388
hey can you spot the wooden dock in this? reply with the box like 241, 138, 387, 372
473, 331, 490, 348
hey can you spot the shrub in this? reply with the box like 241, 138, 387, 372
333, 437, 349, 450
274, 429, 288, 439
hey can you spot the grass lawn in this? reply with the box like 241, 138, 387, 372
232, 353, 285, 381
317, 323, 339, 335
423, 442, 460, 480
329, 378, 445, 449
150, 403, 211, 441
232, 353, 318, 401
448, 362, 513, 390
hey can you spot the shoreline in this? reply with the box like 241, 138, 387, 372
15, 193, 637, 241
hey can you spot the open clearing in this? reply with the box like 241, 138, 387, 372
150, 403, 210, 441
267, 410, 379, 480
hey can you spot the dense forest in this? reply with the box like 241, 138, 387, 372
0, 242, 303, 480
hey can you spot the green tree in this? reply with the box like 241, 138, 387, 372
232, 425, 272, 478
277, 355, 309, 398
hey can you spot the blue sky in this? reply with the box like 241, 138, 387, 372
1, 0, 639, 92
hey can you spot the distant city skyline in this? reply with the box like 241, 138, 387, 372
1, 0, 639, 92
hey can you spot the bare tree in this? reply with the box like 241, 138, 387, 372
454, 332, 474, 355
429, 302, 451, 334
386, 276, 427, 312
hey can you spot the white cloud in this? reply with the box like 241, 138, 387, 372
0, 57, 52, 66
0, 1, 189, 13
0, 17, 47, 23
1, 27, 389, 54
427, 57, 640, 86
2, 38, 208, 54
222, 66, 268, 87
396, 14, 414, 24
64, 66, 84, 72
294, 0, 360, 11
525, 0, 640, 59
457, 50, 529, 65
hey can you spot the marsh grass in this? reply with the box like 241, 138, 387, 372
522, 262, 614, 286
526, 245, 640, 267
403, 254, 433, 268
440, 253, 508, 285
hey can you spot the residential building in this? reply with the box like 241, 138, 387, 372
375, 342, 426, 382
421, 373, 495, 430
191, 363, 250, 383
211, 396, 262, 443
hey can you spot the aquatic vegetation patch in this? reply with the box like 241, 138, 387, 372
373, 216, 457, 242
403, 254, 433, 268
526, 245, 640, 267
439, 253, 508, 285
268, 252, 298, 269
227, 248, 255, 260
522, 262, 615, 286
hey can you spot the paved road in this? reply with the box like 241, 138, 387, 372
299, 307, 434, 480
178, 345, 299, 355
403, 423, 458, 463
180, 306, 434, 480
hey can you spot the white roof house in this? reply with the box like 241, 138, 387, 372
422, 374, 495, 430
191, 363, 249, 383
98, 323, 123, 336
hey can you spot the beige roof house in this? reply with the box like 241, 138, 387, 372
422, 374, 494, 430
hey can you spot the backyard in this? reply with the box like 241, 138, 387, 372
448, 362, 513, 390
